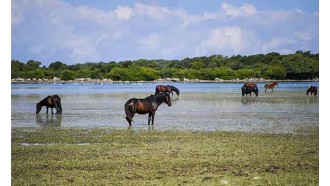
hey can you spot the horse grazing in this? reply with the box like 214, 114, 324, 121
36, 95, 62, 114
241, 82, 258, 97
306, 86, 317, 96
124, 93, 172, 125
264, 81, 278, 92
155, 85, 180, 96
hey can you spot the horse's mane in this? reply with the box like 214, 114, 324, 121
147, 93, 168, 99
38, 95, 51, 104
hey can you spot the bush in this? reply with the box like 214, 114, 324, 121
61, 70, 75, 81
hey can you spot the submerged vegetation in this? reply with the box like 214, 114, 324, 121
11, 50, 318, 81
12, 128, 318, 185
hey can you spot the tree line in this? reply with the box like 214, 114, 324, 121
11, 51, 319, 81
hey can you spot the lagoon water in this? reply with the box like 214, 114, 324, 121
11, 82, 319, 134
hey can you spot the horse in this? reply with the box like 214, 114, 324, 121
155, 85, 180, 96
124, 93, 172, 125
36, 95, 62, 114
264, 81, 278, 92
306, 85, 317, 96
241, 82, 258, 97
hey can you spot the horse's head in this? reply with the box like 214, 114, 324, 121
36, 103, 42, 114
254, 87, 259, 96
274, 82, 278, 86
175, 89, 180, 96
164, 93, 172, 107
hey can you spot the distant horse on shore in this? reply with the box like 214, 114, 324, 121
241, 82, 258, 97
306, 86, 317, 96
124, 93, 172, 125
155, 85, 180, 96
264, 81, 278, 92
36, 95, 62, 114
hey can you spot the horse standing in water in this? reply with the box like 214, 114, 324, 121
264, 81, 278, 92
124, 93, 172, 125
36, 95, 62, 114
306, 86, 317, 96
155, 85, 180, 96
241, 82, 258, 97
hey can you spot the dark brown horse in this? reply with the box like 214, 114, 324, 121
306, 86, 317, 96
36, 95, 62, 114
155, 85, 180, 96
124, 93, 172, 125
241, 82, 258, 97
264, 81, 278, 92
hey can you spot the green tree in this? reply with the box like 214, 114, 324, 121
11, 60, 24, 79
27, 69, 45, 79
61, 70, 75, 81
235, 69, 255, 79
76, 69, 91, 78
106, 67, 128, 81
26, 60, 42, 70
49, 61, 67, 70
216, 66, 235, 80
262, 66, 286, 80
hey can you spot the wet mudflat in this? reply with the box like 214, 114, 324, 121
12, 83, 318, 134
11, 83, 319, 185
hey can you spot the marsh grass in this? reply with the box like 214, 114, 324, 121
12, 128, 318, 185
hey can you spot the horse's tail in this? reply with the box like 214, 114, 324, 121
124, 99, 136, 125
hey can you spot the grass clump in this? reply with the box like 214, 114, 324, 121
12, 128, 318, 185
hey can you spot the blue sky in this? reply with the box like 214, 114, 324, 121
11, 0, 319, 66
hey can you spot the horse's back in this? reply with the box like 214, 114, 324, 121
155, 85, 169, 94
244, 82, 257, 88
52, 94, 61, 100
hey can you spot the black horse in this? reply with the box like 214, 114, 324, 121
36, 95, 62, 114
124, 93, 172, 125
241, 83, 258, 97
306, 86, 317, 96
155, 85, 180, 96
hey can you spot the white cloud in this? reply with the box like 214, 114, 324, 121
220, 2, 257, 17
200, 27, 246, 55
11, 1, 318, 65
115, 6, 132, 20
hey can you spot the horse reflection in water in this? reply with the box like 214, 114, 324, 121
241, 97, 257, 104
124, 93, 172, 125
36, 114, 62, 127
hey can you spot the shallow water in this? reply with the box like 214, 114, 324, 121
11, 82, 319, 134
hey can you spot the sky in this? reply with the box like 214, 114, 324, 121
11, 0, 319, 66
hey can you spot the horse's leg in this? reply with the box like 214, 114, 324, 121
46, 106, 49, 114
125, 102, 137, 125
148, 113, 152, 125
125, 117, 132, 125
53, 102, 59, 114
125, 111, 134, 125
151, 112, 155, 125
271, 88, 274, 92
